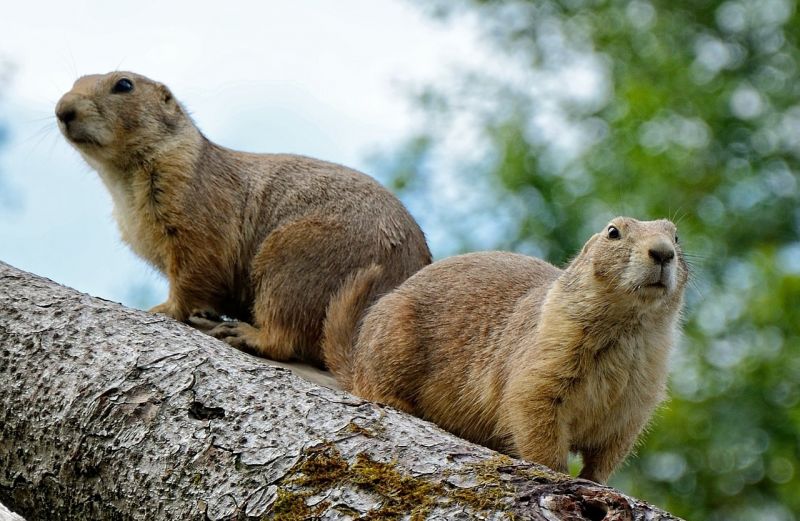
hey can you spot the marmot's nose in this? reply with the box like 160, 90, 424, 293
56, 106, 77, 124
648, 241, 675, 265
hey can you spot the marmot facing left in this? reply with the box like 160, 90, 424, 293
324, 217, 688, 482
56, 71, 431, 367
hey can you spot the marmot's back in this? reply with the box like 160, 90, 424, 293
368, 251, 560, 353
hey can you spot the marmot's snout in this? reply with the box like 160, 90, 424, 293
55, 94, 86, 141
55, 94, 79, 130
55, 103, 77, 126
55, 92, 111, 149
639, 234, 679, 292
647, 239, 675, 266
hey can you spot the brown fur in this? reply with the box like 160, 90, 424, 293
56, 71, 431, 367
324, 217, 688, 482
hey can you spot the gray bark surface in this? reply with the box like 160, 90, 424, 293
0, 261, 681, 520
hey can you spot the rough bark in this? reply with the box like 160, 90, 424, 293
0, 261, 681, 520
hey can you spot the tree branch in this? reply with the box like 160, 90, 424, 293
0, 261, 680, 520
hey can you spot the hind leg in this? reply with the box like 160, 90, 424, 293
186, 308, 290, 358
195, 268, 315, 362
203, 314, 302, 361
207, 217, 361, 365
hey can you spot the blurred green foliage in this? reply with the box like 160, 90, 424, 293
388, 1, 800, 519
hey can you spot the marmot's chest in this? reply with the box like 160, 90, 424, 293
566, 329, 669, 440
114, 205, 170, 271
102, 168, 174, 272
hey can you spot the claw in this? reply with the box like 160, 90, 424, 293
187, 316, 220, 332
190, 308, 222, 321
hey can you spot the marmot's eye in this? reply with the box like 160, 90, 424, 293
607, 225, 621, 240
112, 78, 134, 94
674, 234, 680, 244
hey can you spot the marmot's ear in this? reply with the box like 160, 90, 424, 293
581, 233, 600, 255
157, 84, 175, 106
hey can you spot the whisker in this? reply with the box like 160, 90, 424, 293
683, 253, 710, 263
68, 47, 78, 79
22, 114, 58, 124
18, 122, 57, 148
685, 275, 706, 301
670, 207, 687, 227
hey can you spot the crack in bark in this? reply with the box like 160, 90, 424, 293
136, 350, 194, 369
188, 402, 226, 421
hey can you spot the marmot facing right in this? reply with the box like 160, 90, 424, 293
324, 217, 688, 483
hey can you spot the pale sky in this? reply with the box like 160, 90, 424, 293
0, 1, 487, 308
